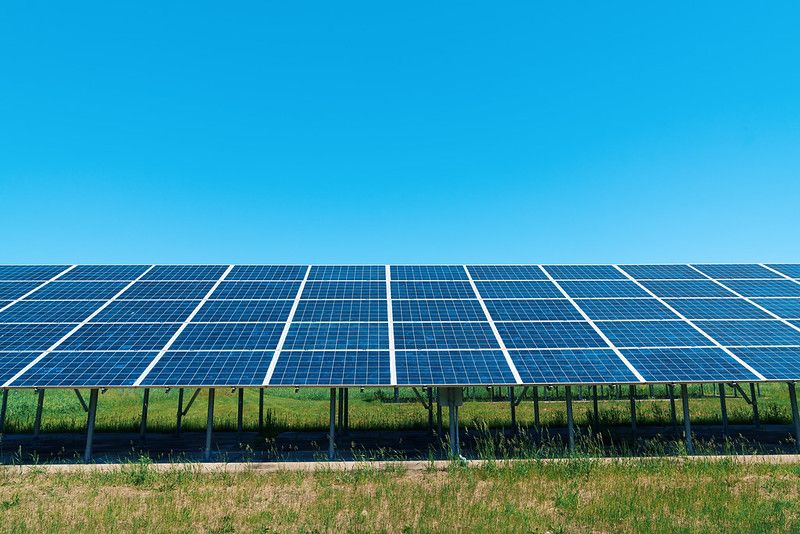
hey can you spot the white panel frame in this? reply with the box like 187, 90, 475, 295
0, 265, 77, 315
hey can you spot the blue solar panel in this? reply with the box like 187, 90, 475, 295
640, 280, 736, 298
560, 281, 651, 298
194, 300, 294, 322
544, 265, 626, 280
732, 347, 800, 380
391, 265, 468, 280
578, 299, 676, 320
467, 265, 548, 281
308, 265, 385, 281
767, 264, 800, 278
293, 300, 387, 322
474, 281, 563, 299
141, 350, 274, 386
691, 264, 780, 279
14, 351, 158, 387
303, 282, 384, 300
0, 300, 102, 323
391, 281, 474, 299
393, 300, 486, 322
283, 323, 389, 350
171, 323, 284, 350
693, 320, 800, 346
270, 351, 391, 385
0, 266, 70, 281
620, 348, 760, 382
664, 298, 771, 319
0, 282, 46, 300
721, 280, 800, 298
28, 281, 129, 300
120, 281, 214, 300
485, 299, 583, 321
394, 322, 498, 349
619, 264, 705, 280
211, 281, 301, 300
58, 323, 180, 351
61, 265, 150, 281
142, 265, 228, 281
0, 352, 39, 384
511, 349, 639, 384
495, 322, 606, 349
598, 321, 711, 348
227, 265, 308, 281
753, 298, 800, 320
0, 323, 76, 351
93, 300, 199, 323
395, 349, 516, 385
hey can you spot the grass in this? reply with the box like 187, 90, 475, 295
0, 458, 799, 531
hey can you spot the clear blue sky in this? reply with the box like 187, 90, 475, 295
1, 2, 799, 264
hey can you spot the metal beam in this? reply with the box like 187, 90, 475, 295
436, 391, 443, 436
592, 385, 599, 428
139, 388, 150, 440
328, 388, 336, 460
750, 383, 760, 430
204, 389, 215, 461
33, 389, 45, 439
427, 387, 434, 435
629, 385, 637, 432
532, 386, 540, 429
83, 389, 99, 462
182, 388, 201, 416
176, 388, 184, 435
681, 384, 693, 454
258, 388, 265, 432
74, 389, 89, 412
344, 388, 349, 434
669, 384, 677, 431
719, 383, 728, 435
0, 389, 7, 434
237, 388, 244, 435
565, 385, 575, 452
509, 387, 516, 431
789, 382, 800, 453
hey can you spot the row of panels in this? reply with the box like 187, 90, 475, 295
2, 264, 800, 282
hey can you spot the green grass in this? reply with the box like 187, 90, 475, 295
0, 458, 799, 531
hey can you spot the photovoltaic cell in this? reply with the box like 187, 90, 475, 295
142, 265, 228, 281
720, 280, 800, 298
0, 282, 48, 300
0, 323, 76, 351
577, 299, 676, 321
0, 266, 70, 281
485, 299, 583, 321
467, 265, 548, 281
511, 349, 639, 384
474, 281, 563, 299
120, 281, 214, 300
211, 281, 301, 300
598, 321, 712, 348
691, 264, 780, 279
270, 351, 391, 385
227, 265, 308, 281
639, 280, 736, 298
58, 323, 181, 351
293, 300, 387, 322
544, 265, 626, 280
693, 320, 800, 346
620, 348, 760, 382
60, 265, 150, 281
141, 351, 274, 386
753, 298, 800, 320
308, 265, 385, 281
559, 280, 650, 298
393, 300, 486, 322
619, 264, 705, 280
283, 323, 389, 350
767, 264, 800, 278
732, 347, 800, 380
391, 281, 474, 299
664, 298, 771, 319
14, 351, 158, 387
391, 265, 468, 280
395, 349, 516, 385
394, 322, 498, 349
302, 281, 385, 300
170, 323, 284, 351
194, 300, 294, 322
0, 300, 102, 323
93, 300, 199, 323
28, 281, 129, 300
495, 321, 606, 349
0, 352, 39, 384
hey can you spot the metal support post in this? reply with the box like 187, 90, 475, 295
204, 389, 215, 461
33, 389, 45, 439
509, 387, 516, 430
176, 388, 184, 435
436, 391, 443, 436
681, 384, 693, 454
0, 389, 7, 434
344, 388, 349, 434
592, 385, 599, 428
259, 388, 265, 431
427, 387, 434, 434
533, 386, 540, 429
669, 384, 677, 431
565, 386, 575, 452
328, 388, 336, 460
337, 388, 344, 434
649, 384, 655, 398
629, 385, 637, 432
750, 383, 760, 429
719, 383, 728, 435
237, 388, 244, 434
789, 382, 800, 453
83, 389, 99, 462
139, 388, 149, 440
394, 387, 399, 403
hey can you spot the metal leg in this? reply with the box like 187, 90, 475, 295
337, 388, 344, 434
629, 385, 637, 432
509, 387, 516, 431
436, 392, 443, 436
328, 388, 336, 460
176, 388, 184, 435
719, 383, 728, 435
448, 397, 459, 457
565, 386, 575, 452
237, 388, 244, 435
454, 403, 460, 456
0, 389, 8, 434
592, 385, 599, 428
139, 388, 149, 440
533, 386, 540, 429
33, 389, 45, 439
259, 388, 265, 431
344, 388, 349, 434
427, 387, 434, 435
83, 389, 99, 462
789, 382, 800, 453
669, 384, 677, 431
394, 387, 399, 403
204, 389, 215, 461
750, 383, 760, 430
681, 384, 693, 454
649, 384, 655, 398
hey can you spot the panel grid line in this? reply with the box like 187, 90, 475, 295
0, 265, 78, 315
760, 264, 800, 285
262, 265, 312, 385
2, 265, 157, 387
386, 265, 397, 385
463, 265, 522, 384
132, 265, 234, 386
614, 265, 767, 381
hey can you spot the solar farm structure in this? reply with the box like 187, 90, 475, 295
1, 263, 800, 462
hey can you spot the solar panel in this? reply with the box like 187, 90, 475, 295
390, 281, 474, 299
598, 320, 712, 348
544, 265, 626, 280
193, 300, 294, 323
393, 323, 498, 349
691, 264, 780, 279
211, 281, 301, 300
395, 349, 516, 385
767, 264, 800, 278
692, 320, 800, 346
720, 280, 800, 298
0, 323, 76, 351
120, 281, 215, 300
270, 350, 391, 386
392, 299, 485, 322
0, 352, 39, 384
732, 347, 800, 380
303, 281, 385, 300
94, 300, 200, 323
0, 300, 103, 323
170, 323, 284, 351
391, 265, 468, 280
293, 300, 387, 322
58, 323, 181, 351
308, 265, 385, 281
620, 348, 761, 382
0, 266, 70, 281
142, 265, 229, 281
495, 321, 606, 349
227, 265, 308, 281
0, 282, 51, 300
619, 264, 705, 280
559, 280, 650, 298
510, 349, 639, 384
141, 350, 275, 386
283, 323, 388, 350
485, 299, 583, 321
664, 298, 772, 319
474, 281, 563, 299
753, 298, 800, 320
60, 265, 150, 281
28, 281, 129, 300
14, 351, 158, 387
577, 299, 676, 321
639, 280, 736, 298
467, 265, 548, 281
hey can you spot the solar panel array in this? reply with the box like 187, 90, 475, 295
0, 264, 799, 388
